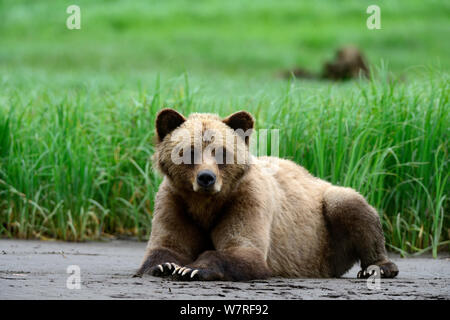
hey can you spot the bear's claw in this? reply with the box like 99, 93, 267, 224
151, 262, 180, 277
357, 269, 377, 279
170, 267, 201, 281
170, 267, 224, 281
357, 261, 399, 279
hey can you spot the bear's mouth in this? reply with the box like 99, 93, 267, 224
192, 182, 221, 195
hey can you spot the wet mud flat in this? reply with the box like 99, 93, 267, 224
0, 239, 448, 300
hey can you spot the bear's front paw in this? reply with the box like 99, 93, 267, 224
170, 267, 223, 281
357, 261, 399, 279
151, 262, 181, 277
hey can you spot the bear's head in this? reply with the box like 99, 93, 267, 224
153, 108, 254, 196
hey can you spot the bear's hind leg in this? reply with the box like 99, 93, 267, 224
323, 186, 398, 279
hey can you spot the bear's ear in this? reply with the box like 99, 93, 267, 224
223, 111, 254, 144
155, 108, 186, 142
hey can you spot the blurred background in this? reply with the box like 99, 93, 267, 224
0, 0, 449, 80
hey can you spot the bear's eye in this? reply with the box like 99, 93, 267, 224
190, 149, 196, 165
214, 147, 230, 167
178, 147, 197, 165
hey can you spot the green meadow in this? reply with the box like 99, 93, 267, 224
0, 0, 448, 256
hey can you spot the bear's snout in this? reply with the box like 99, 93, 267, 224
196, 170, 216, 188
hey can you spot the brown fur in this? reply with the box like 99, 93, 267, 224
136, 109, 398, 281
280, 46, 370, 81
322, 46, 370, 80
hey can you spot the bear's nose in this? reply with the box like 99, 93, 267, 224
197, 170, 216, 188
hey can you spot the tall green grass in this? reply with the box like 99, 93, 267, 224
0, 71, 448, 256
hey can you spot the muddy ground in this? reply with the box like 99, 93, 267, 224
0, 239, 448, 300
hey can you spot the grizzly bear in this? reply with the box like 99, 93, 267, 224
322, 46, 370, 80
135, 109, 398, 281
